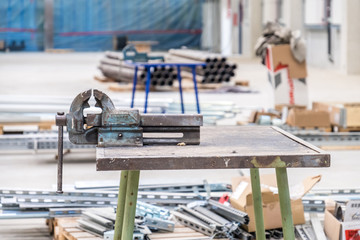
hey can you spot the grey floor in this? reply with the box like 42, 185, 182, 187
0, 52, 360, 239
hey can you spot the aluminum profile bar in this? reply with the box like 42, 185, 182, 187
310, 213, 327, 240
295, 225, 313, 240
77, 218, 109, 236
171, 211, 215, 236
144, 217, 175, 232
193, 206, 230, 226
82, 211, 114, 228
208, 199, 249, 224
179, 205, 222, 227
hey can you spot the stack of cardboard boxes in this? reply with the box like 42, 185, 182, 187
313, 102, 360, 130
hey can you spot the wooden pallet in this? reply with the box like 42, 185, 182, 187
45, 48, 74, 53
336, 126, 360, 132
234, 79, 249, 87
48, 218, 228, 240
0, 120, 54, 134
320, 145, 360, 151
94, 75, 117, 83
286, 126, 332, 132
147, 222, 230, 240
49, 217, 102, 240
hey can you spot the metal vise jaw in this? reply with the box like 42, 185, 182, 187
56, 89, 143, 147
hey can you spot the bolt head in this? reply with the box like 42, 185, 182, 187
118, 133, 123, 138
55, 112, 67, 126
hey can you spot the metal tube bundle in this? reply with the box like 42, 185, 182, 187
166, 49, 237, 84
99, 52, 176, 87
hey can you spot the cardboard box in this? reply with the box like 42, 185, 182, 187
250, 111, 281, 124
324, 207, 360, 240
313, 102, 360, 128
267, 65, 308, 106
266, 44, 308, 106
266, 44, 307, 79
274, 104, 306, 113
230, 174, 321, 232
287, 109, 331, 128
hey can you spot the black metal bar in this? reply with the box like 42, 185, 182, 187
56, 112, 64, 194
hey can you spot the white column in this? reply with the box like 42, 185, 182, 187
241, 0, 262, 57
341, 0, 360, 74
231, 0, 240, 54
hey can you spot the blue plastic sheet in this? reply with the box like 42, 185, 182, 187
0, 0, 44, 51
0, 0, 203, 51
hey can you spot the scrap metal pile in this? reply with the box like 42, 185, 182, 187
77, 202, 175, 239
0, 183, 253, 239
1, 183, 356, 239
172, 199, 253, 239
166, 49, 237, 84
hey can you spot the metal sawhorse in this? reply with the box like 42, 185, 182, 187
127, 62, 206, 114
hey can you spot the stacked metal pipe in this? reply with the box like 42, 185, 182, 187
98, 51, 176, 87
166, 49, 237, 84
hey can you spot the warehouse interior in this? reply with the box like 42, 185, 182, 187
1, 0, 360, 240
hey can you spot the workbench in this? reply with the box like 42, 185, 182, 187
96, 126, 330, 240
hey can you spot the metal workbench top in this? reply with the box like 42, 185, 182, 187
96, 126, 330, 171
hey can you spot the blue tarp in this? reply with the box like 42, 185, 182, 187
0, 0, 44, 51
0, 0, 203, 51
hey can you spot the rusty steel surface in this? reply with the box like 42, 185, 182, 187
96, 126, 330, 171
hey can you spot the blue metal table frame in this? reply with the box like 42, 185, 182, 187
126, 62, 206, 114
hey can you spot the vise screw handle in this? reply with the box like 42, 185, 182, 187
56, 112, 66, 194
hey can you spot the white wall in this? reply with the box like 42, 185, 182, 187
231, 0, 240, 54
305, 28, 341, 68
201, 0, 221, 52
282, 0, 344, 70
240, 0, 262, 57
341, 0, 360, 74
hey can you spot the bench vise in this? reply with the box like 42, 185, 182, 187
55, 89, 202, 193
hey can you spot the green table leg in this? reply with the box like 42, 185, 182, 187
114, 170, 129, 240
250, 168, 266, 240
276, 167, 295, 240
121, 170, 140, 240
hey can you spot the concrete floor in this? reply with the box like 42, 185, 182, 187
0, 52, 360, 239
